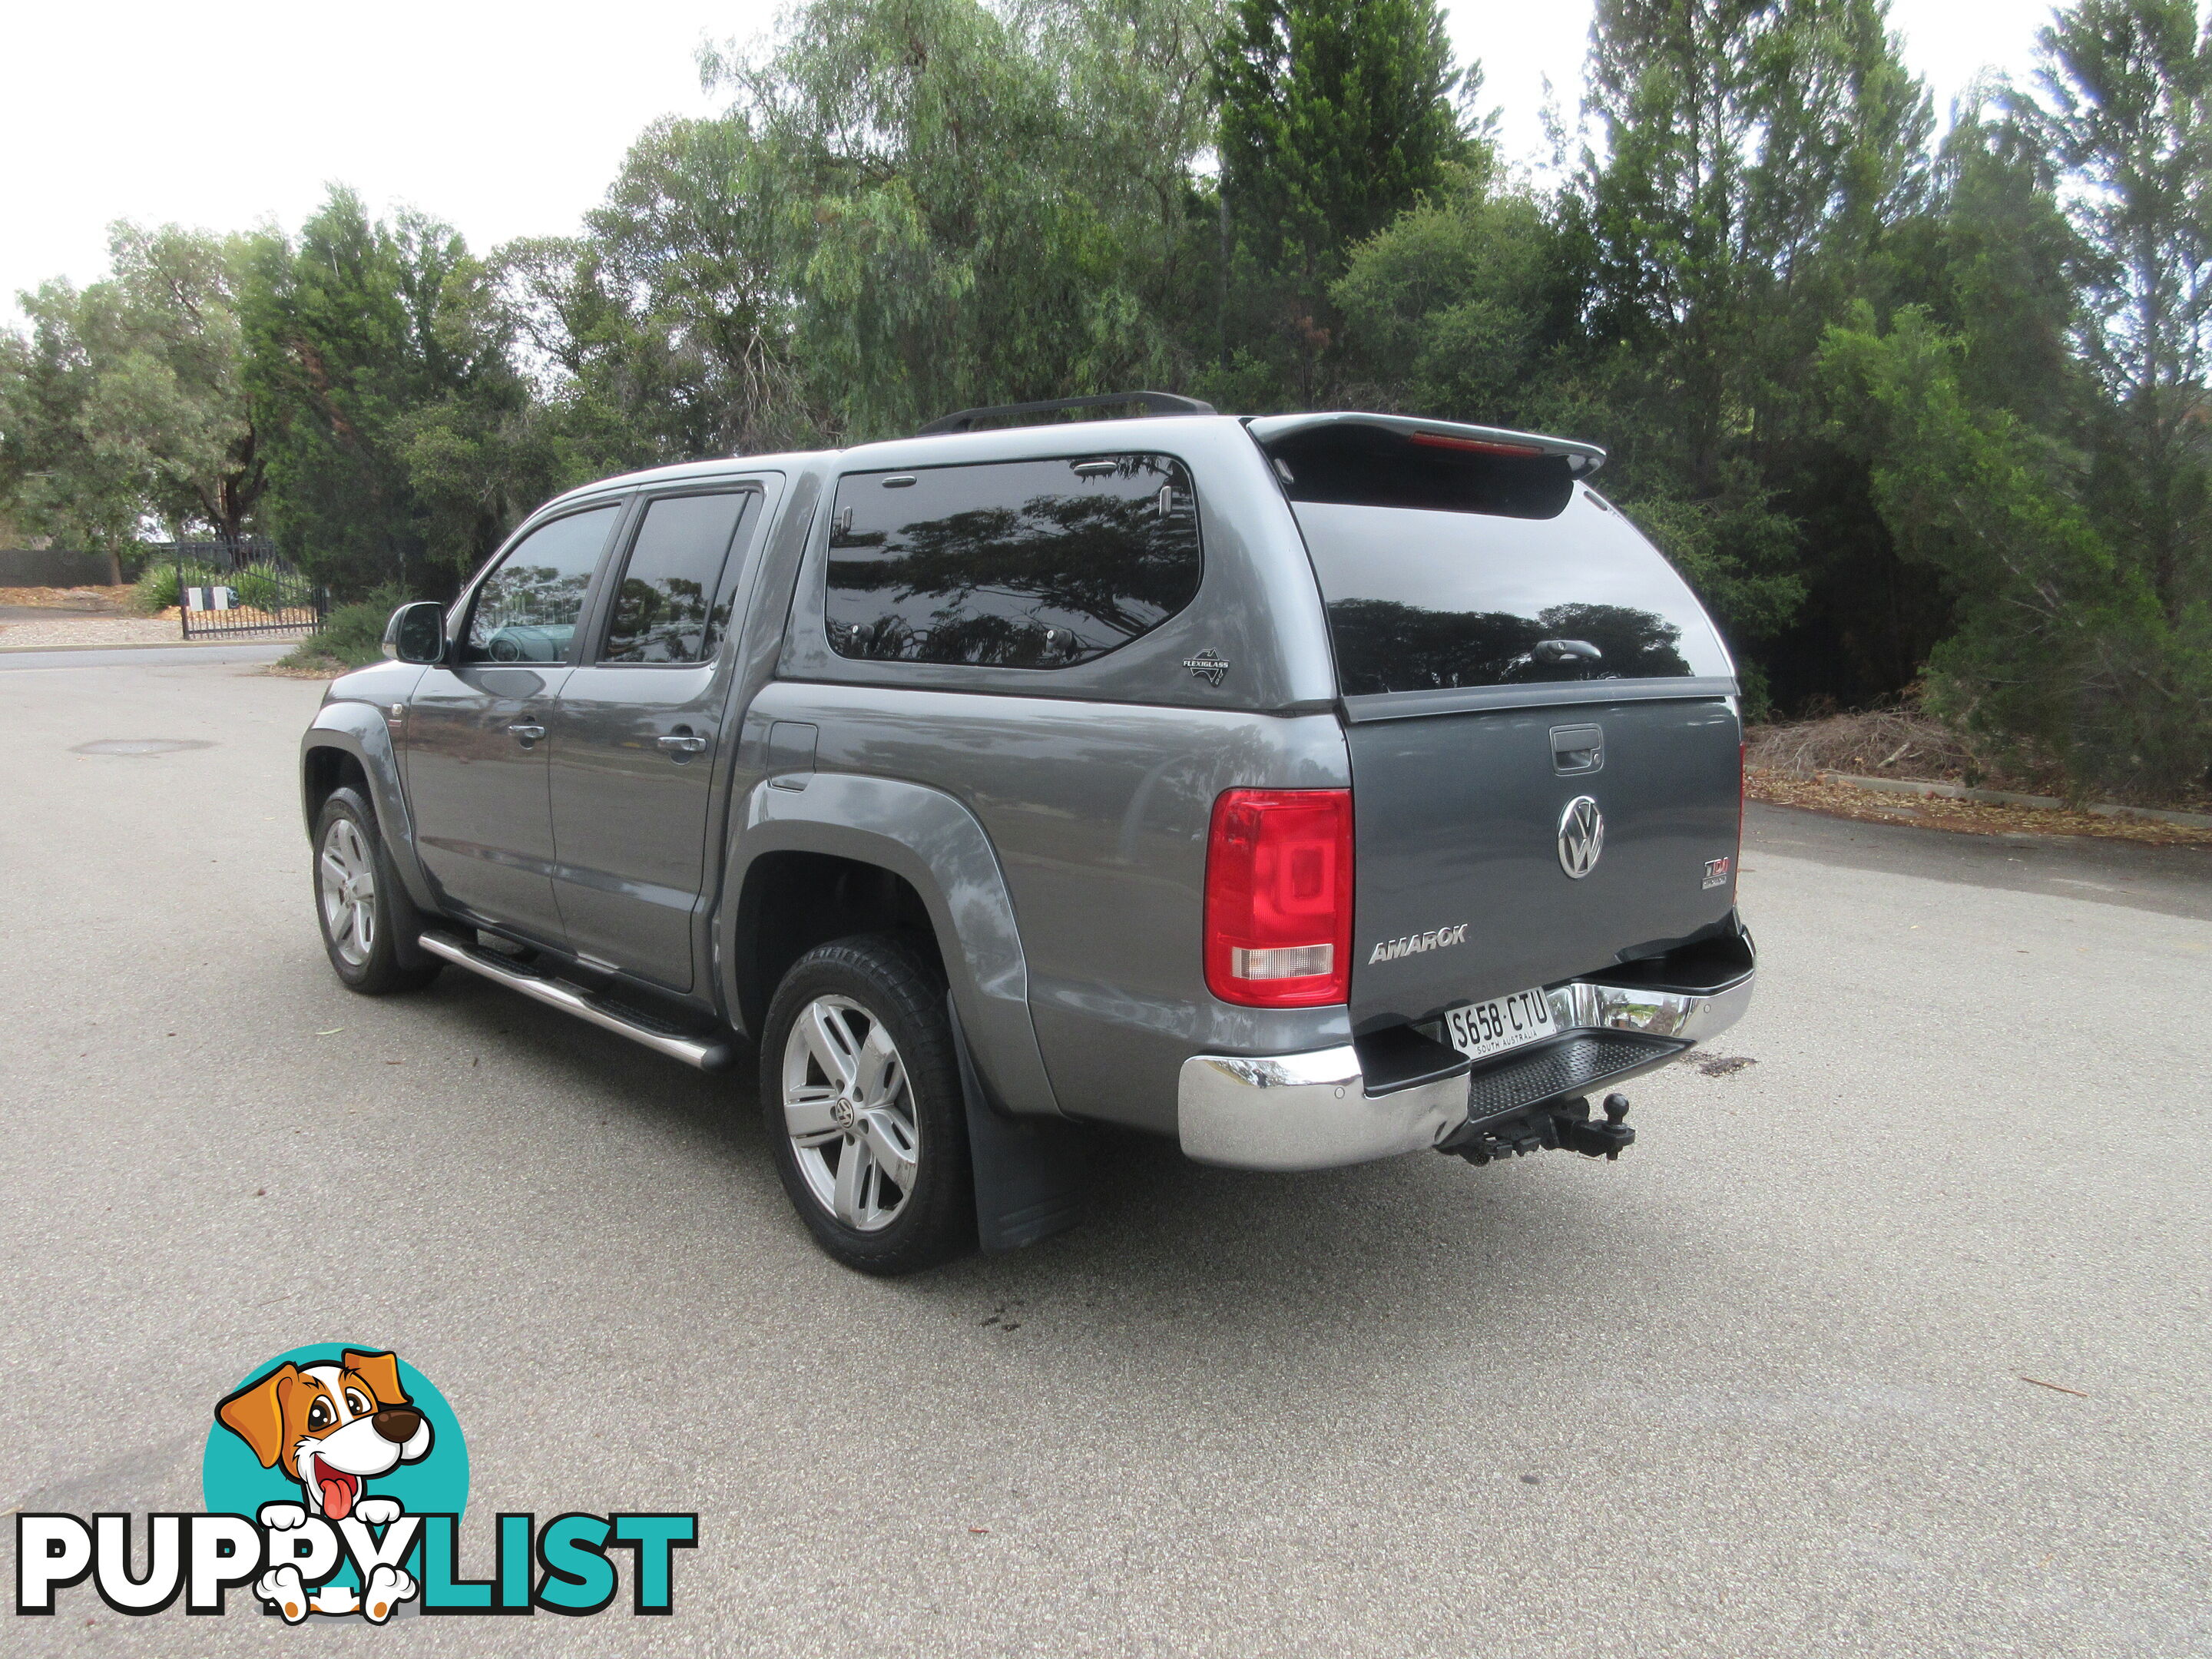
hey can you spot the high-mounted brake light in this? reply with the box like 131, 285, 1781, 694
1204, 789, 1353, 1008
1409, 431, 1545, 458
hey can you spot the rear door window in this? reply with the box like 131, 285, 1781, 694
1263, 426, 1728, 697
825, 455, 1201, 668
599, 490, 754, 664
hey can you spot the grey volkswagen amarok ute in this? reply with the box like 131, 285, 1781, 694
300, 392, 1755, 1273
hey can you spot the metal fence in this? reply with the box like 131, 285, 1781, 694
160, 541, 326, 640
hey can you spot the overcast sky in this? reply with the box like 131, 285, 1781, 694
3, 0, 2065, 324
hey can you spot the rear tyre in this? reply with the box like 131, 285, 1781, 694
313, 786, 442, 995
761, 934, 975, 1275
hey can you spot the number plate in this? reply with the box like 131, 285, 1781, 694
1442, 987, 1558, 1061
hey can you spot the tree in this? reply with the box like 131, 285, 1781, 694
1907, 106, 2089, 432
1331, 166, 1574, 425
1574, 0, 1933, 697
0, 224, 263, 571
1816, 0, 2212, 793
1210, 0, 1470, 402
2015, 0, 2212, 631
699, 0, 1224, 440
240, 187, 542, 598
1823, 304, 2209, 793
501, 114, 810, 471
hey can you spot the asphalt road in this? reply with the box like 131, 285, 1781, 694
3, 657, 2207, 1657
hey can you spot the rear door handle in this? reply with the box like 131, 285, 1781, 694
508, 723, 545, 745
657, 730, 710, 756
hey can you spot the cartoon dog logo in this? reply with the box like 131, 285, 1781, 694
215, 1348, 431, 1621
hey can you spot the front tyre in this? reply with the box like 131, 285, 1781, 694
761, 935, 975, 1275
313, 786, 442, 995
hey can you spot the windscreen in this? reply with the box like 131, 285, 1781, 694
1290, 498, 1734, 697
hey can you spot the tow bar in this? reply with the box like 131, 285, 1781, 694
1442, 1093, 1634, 1166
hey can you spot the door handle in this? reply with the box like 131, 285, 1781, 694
508, 723, 545, 745
657, 732, 710, 756
1549, 724, 1604, 775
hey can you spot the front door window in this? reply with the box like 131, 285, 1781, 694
466, 506, 620, 664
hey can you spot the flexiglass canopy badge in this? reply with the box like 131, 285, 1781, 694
16, 1344, 696, 1621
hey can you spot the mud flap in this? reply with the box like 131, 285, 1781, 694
378, 823, 439, 973
947, 995, 1089, 1252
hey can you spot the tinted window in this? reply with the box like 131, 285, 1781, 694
465, 505, 621, 664
826, 455, 1201, 668
601, 492, 752, 664
1293, 499, 1732, 697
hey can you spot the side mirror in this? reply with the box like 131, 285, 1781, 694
383, 601, 447, 666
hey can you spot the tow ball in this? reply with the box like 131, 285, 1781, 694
1443, 1093, 1634, 1166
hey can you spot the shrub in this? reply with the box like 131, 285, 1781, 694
131, 561, 220, 614
278, 585, 414, 674
230, 566, 288, 611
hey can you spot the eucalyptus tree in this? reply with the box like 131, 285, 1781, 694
0, 224, 263, 568
699, 0, 1226, 440
501, 114, 812, 471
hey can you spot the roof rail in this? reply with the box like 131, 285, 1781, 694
916, 391, 1216, 437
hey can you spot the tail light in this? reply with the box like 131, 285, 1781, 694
1204, 788, 1353, 1007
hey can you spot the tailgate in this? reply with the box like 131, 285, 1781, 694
1250, 416, 1747, 1032
1345, 696, 1741, 1028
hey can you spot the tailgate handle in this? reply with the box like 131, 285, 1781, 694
1550, 724, 1604, 775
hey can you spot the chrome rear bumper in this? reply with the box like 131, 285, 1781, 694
1177, 968, 1754, 1172
1544, 971, 1755, 1046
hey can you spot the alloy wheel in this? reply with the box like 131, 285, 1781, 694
319, 817, 377, 967
780, 995, 920, 1232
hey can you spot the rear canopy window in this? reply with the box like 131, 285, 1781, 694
826, 455, 1201, 669
1289, 498, 1733, 697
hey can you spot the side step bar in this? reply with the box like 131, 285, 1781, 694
416, 932, 735, 1073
